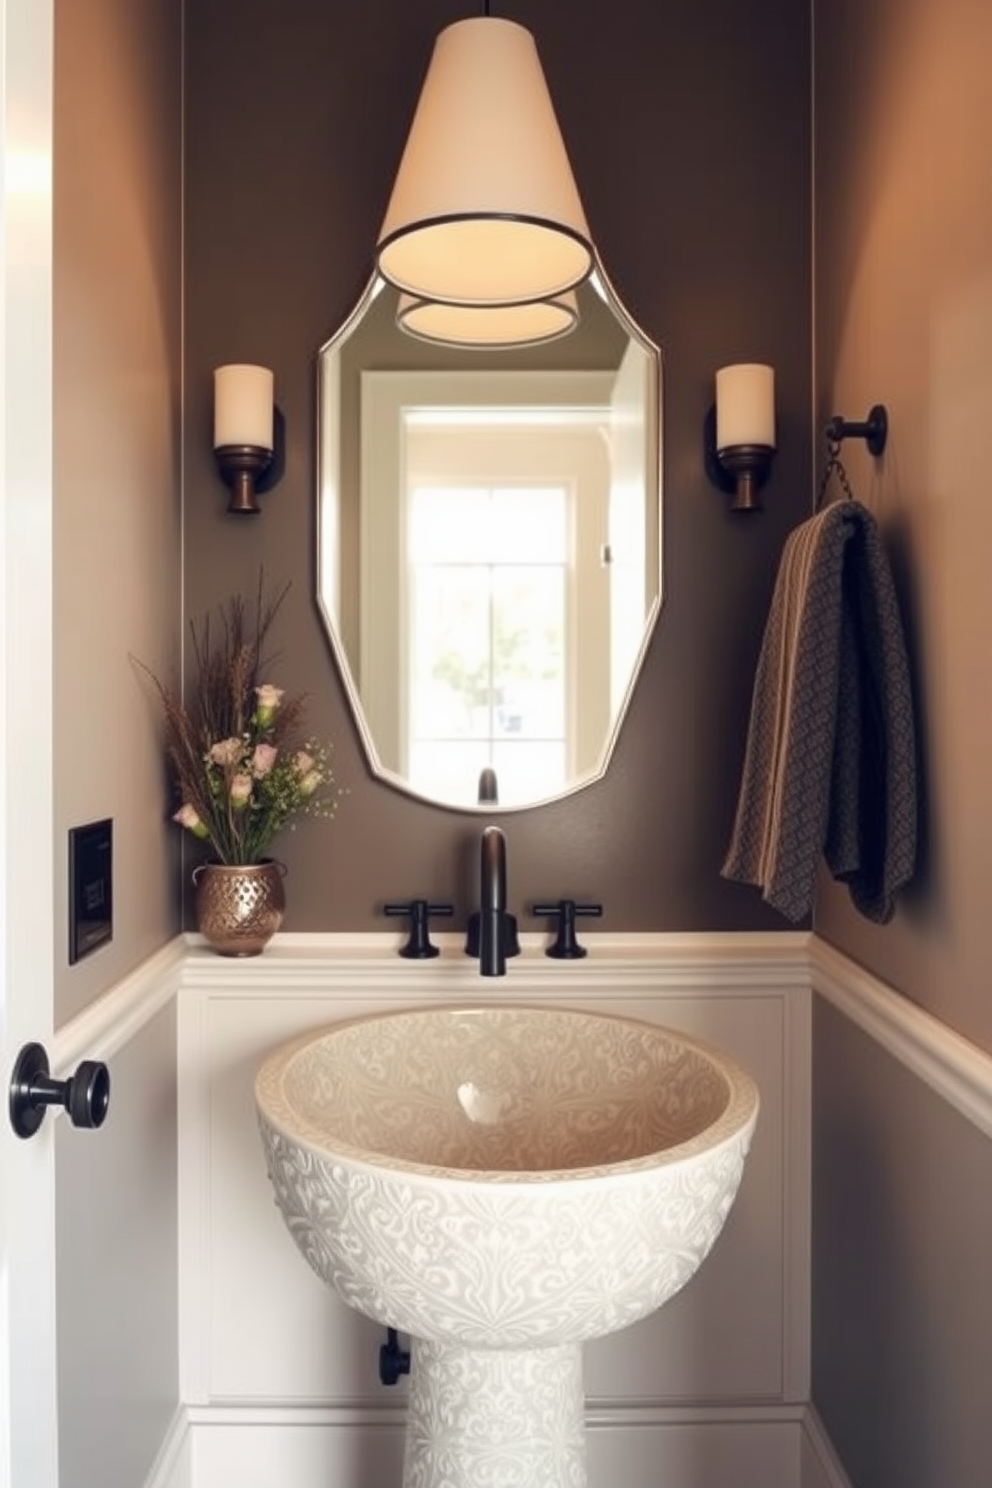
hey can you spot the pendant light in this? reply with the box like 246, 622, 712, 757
396, 289, 579, 349
376, 14, 593, 309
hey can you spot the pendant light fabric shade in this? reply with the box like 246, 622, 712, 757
396, 289, 579, 349
377, 17, 593, 308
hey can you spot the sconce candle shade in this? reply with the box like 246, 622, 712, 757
715, 363, 776, 452
213, 364, 278, 515
376, 17, 593, 308
709, 363, 776, 512
213, 364, 274, 451
396, 289, 579, 349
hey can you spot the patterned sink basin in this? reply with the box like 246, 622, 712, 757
255, 1003, 759, 1350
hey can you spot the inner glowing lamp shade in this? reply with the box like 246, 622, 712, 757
396, 290, 579, 349
376, 17, 593, 308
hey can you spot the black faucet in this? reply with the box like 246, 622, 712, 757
478, 825, 507, 977
478, 824, 509, 977
465, 823, 520, 972
477, 766, 499, 804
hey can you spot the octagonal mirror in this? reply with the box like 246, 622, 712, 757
316, 262, 662, 811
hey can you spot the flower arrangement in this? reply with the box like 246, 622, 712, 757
139, 579, 341, 865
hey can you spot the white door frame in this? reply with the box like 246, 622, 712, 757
0, 2, 59, 1485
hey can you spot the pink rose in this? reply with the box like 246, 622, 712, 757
209, 737, 243, 768
229, 773, 253, 807
172, 803, 210, 839
254, 684, 284, 726
252, 743, 278, 777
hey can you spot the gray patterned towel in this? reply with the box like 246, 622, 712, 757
721, 501, 917, 924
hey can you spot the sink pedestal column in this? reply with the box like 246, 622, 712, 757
402, 1338, 587, 1488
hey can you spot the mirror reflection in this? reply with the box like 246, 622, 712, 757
317, 267, 662, 810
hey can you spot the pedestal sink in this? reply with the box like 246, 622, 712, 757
255, 1004, 759, 1488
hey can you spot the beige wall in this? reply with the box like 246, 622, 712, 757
53, 0, 184, 1022
813, 0, 992, 1053
50, 1, 184, 1481
183, 0, 812, 933
812, 1, 992, 1483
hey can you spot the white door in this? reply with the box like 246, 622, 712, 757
0, 2, 59, 1486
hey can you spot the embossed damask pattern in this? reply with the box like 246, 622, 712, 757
403, 1340, 587, 1488
257, 1005, 750, 1175
255, 1006, 759, 1488
260, 1127, 749, 1347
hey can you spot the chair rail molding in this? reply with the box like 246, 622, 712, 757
52, 936, 185, 1073
809, 936, 992, 1140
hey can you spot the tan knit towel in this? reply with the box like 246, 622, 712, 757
722, 501, 917, 924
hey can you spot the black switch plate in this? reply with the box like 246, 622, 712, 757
69, 818, 113, 964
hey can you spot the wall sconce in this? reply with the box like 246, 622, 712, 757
705, 363, 777, 512
395, 288, 579, 349
376, 16, 593, 310
213, 364, 284, 516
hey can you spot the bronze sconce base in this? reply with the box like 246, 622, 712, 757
704, 405, 775, 512
215, 445, 271, 515
214, 407, 286, 515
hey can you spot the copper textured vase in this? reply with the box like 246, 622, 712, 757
192, 860, 286, 956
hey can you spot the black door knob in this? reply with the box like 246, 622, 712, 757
8, 1041, 110, 1139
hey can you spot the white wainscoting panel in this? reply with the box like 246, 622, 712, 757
69, 930, 984, 1488
52, 941, 185, 1488
177, 932, 811, 1485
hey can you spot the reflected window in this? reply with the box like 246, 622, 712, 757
407, 486, 569, 802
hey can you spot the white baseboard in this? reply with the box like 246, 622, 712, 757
144, 1408, 192, 1488
184, 1403, 809, 1488
160, 1395, 855, 1488
800, 1406, 853, 1488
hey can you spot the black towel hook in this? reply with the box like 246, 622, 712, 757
824, 404, 888, 458
816, 403, 888, 512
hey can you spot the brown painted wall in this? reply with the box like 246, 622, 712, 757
183, 0, 812, 933
812, 1, 992, 1482
813, 0, 992, 1053
54, 0, 183, 1022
